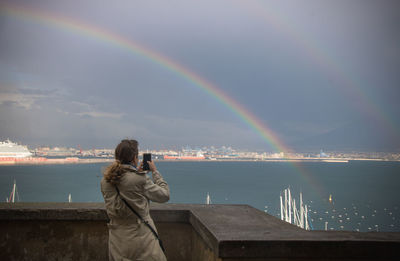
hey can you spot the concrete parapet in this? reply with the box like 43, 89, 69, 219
0, 203, 399, 260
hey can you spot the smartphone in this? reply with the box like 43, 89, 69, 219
143, 153, 152, 171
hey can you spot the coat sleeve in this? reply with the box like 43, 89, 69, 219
142, 170, 170, 203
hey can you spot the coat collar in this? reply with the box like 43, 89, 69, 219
120, 164, 137, 171
120, 164, 146, 175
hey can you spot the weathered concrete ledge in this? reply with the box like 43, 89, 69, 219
1, 203, 400, 260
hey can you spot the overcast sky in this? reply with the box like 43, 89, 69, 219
0, 0, 399, 151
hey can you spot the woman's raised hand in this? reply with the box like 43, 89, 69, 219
148, 161, 157, 172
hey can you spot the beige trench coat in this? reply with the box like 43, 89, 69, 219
101, 164, 170, 261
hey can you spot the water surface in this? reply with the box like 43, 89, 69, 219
0, 161, 399, 231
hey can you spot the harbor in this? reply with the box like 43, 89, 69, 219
1, 140, 399, 165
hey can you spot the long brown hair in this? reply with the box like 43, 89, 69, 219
103, 139, 138, 184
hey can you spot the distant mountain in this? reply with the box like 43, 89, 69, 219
292, 118, 400, 152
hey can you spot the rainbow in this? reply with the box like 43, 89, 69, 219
241, 0, 399, 137
0, 2, 291, 153
0, 2, 328, 199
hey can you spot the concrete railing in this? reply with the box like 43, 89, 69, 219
0, 203, 399, 261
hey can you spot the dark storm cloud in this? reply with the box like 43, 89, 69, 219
0, 0, 399, 151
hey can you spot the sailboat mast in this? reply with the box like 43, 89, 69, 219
284, 189, 288, 222
300, 192, 304, 228
12, 180, 16, 203
292, 198, 297, 225
206, 192, 211, 205
288, 188, 292, 224
305, 204, 309, 230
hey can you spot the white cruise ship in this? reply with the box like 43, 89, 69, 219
0, 140, 32, 158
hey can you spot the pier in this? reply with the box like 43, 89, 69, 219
0, 203, 399, 260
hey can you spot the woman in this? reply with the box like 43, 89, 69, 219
101, 139, 169, 261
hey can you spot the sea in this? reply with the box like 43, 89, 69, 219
0, 160, 399, 232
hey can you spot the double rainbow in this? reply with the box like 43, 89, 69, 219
1, 2, 328, 199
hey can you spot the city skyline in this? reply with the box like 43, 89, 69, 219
1, 0, 399, 152
23, 140, 400, 155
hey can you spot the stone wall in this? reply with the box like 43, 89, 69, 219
1, 203, 399, 261
1, 220, 108, 260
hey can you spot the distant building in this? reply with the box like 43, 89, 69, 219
320, 150, 329, 158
